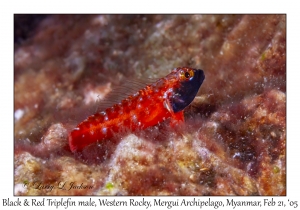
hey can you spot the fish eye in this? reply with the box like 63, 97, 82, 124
185, 72, 190, 78
179, 69, 194, 81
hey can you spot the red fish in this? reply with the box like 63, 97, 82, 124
69, 67, 205, 152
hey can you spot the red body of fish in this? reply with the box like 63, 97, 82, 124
69, 67, 205, 152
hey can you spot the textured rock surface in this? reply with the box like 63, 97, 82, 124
14, 14, 285, 195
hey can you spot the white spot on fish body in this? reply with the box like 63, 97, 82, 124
102, 127, 107, 135
138, 96, 144, 102
132, 114, 138, 123
104, 116, 109, 121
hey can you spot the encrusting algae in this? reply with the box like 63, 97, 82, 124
14, 14, 285, 195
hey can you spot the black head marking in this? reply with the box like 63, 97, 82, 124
170, 68, 205, 113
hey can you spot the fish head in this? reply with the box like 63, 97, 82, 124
169, 67, 205, 113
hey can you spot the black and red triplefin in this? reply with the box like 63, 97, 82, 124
69, 67, 205, 152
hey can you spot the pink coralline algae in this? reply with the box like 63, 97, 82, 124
14, 14, 285, 195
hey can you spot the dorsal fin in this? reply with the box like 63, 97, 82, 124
95, 77, 157, 113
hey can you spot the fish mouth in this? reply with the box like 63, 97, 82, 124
170, 69, 205, 113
